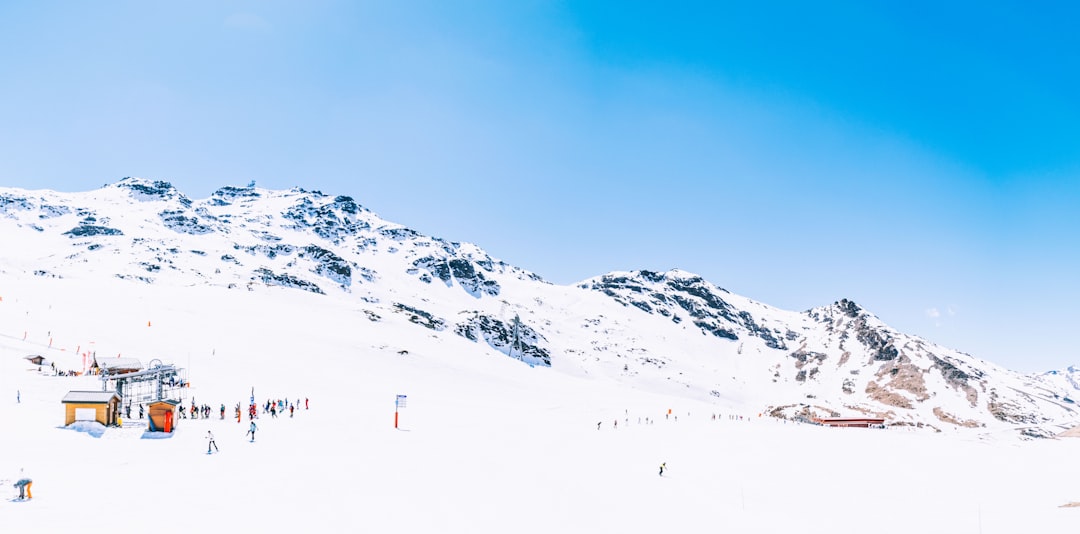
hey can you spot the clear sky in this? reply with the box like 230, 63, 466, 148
1, 1, 1078, 372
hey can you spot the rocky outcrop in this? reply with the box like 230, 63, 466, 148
454, 312, 550, 367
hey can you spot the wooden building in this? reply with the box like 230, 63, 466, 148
25, 354, 46, 366
62, 391, 121, 426
813, 417, 886, 428
147, 399, 180, 433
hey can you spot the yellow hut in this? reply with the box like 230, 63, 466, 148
62, 391, 121, 426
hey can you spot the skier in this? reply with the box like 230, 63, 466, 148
206, 431, 219, 454
220, 404, 225, 420
16, 390, 19, 403
12, 468, 32, 500
247, 421, 258, 442
138, 404, 144, 419
659, 462, 666, 477
305, 397, 309, 410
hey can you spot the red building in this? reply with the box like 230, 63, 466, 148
813, 417, 886, 428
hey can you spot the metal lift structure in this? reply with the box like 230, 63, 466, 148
100, 358, 189, 408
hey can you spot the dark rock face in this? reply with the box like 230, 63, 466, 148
284, 197, 371, 244
454, 312, 551, 367
930, 354, 981, 383
300, 245, 353, 287
836, 298, 862, 318
63, 225, 123, 237
239, 243, 296, 260
413, 256, 452, 286
411, 256, 501, 297
585, 270, 790, 345
0, 193, 71, 219
252, 268, 324, 294
737, 311, 786, 350
116, 178, 191, 206
392, 303, 446, 331
0, 194, 30, 215
160, 210, 214, 235
211, 185, 261, 205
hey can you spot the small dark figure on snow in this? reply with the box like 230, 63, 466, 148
206, 431, 219, 453
659, 463, 666, 476
247, 421, 258, 441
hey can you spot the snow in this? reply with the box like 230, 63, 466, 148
2, 271, 1080, 533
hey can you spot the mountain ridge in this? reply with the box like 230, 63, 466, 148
2, 176, 1077, 438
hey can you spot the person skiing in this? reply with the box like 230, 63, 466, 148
247, 421, 258, 442
13, 468, 32, 500
659, 462, 666, 477
206, 430, 219, 453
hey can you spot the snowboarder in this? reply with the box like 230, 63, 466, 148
659, 463, 666, 477
247, 421, 258, 442
12, 469, 31, 500
206, 431, 219, 453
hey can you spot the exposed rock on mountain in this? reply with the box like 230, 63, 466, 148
1, 177, 1076, 438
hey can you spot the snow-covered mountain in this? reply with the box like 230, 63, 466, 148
2, 177, 1077, 437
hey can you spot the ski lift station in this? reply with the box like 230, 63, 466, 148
99, 358, 189, 407
62, 358, 188, 430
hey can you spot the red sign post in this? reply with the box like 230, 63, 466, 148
395, 395, 407, 429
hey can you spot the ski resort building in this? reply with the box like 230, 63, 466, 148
813, 417, 886, 428
147, 399, 180, 433
62, 390, 121, 426
98, 357, 143, 375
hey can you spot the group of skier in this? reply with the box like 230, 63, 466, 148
175, 401, 221, 420
198, 394, 311, 453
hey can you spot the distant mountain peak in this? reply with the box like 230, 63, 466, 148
2, 178, 1078, 438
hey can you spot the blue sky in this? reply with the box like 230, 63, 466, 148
1, 1, 1078, 372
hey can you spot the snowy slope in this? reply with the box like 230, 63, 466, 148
2, 272, 1080, 533
1, 177, 1077, 436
